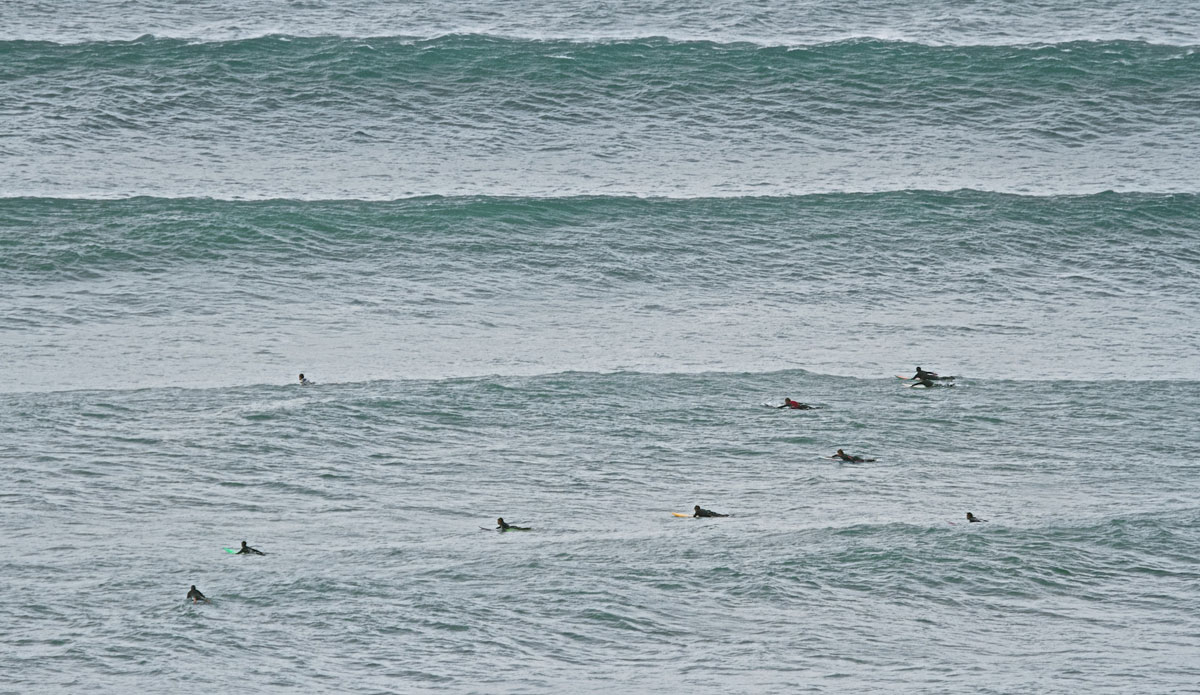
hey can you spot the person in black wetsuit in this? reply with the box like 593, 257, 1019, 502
831, 449, 875, 462
912, 366, 954, 381
966, 512, 988, 523
235, 540, 266, 555
693, 505, 728, 518
187, 585, 209, 603
496, 517, 530, 531
777, 398, 814, 410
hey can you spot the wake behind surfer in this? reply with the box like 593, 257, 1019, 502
693, 505, 729, 518
235, 540, 266, 555
187, 585, 209, 603
912, 377, 954, 389
777, 398, 815, 410
496, 517, 530, 531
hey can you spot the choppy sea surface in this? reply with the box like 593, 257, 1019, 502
2, 2, 1199, 693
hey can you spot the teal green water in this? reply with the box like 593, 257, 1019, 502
3, 37, 1199, 198
2, 2, 1199, 692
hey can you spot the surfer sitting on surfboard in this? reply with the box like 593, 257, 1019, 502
235, 540, 266, 555
966, 512, 988, 523
831, 449, 875, 463
496, 517, 531, 531
694, 505, 728, 518
187, 585, 209, 604
777, 398, 814, 410
911, 366, 953, 381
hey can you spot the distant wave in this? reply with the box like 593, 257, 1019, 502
3, 190, 1196, 275
4, 33, 1197, 202
5, 31, 1200, 50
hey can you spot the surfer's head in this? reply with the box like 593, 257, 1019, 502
241, 541, 248, 548
496, 517, 505, 525
837, 449, 845, 454
299, 373, 305, 379
694, 505, 701, 512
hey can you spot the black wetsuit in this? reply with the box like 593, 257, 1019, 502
236, 543, 266, 555
187, 586, 208, 603
497, 521, 530, 531
967, 514, 988, 523
694, 507, 728, 518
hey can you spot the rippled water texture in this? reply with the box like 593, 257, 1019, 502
3, 373, 1199, 693
2, 36, 1199, 198
2, 193, 1198, 393
2, 0, 1199, 692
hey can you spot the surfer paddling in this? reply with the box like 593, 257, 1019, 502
966, 512, 988, 523
777, 398, 815, 410
298, 373, 314, 386
831, 449, 875, 463
187, 585, 209, 604
235, 540, 266, 555
496, 517, 530, 531
693, 505, 729, 518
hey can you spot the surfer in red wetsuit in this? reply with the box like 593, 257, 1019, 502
778, 398, 814, 410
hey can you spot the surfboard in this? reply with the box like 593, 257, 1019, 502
222, 547, 237, 554
671, 512, 692, 517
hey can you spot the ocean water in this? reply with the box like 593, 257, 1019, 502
2, 2, 1199, 693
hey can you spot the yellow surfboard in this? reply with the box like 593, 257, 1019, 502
671, 512, 692, 517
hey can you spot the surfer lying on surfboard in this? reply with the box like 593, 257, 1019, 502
831, 449, 875, 463
694, 505, 728, 518
496, 517, 531, 531
966, 512, 988, 523
777, 397, 815, 410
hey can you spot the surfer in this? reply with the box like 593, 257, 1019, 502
496, 517, 530, 531
187, 585, 209, 603
831, 449, 875, 463
966, 512, 988, 523
912, 366, 953, 381
298, 373, 313, 386
235, 540, 266, 555
693, 505, 728, 518
777, 398, 815, 410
